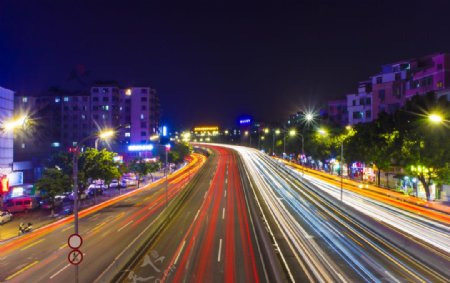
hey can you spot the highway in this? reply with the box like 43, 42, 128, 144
119, 145, 284, 283
229, 145, 450, 282
0, 153, 205, 283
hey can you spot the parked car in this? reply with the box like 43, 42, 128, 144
0, 211, 13, 224
3, 196, 40, 213
68, 191, 88, 201
109, 179, 119, 189
87, 187, 104, 196
88, 182, 107, 190
40, 196, 64, 210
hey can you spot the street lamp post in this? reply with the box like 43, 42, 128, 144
72, 129, 114, 283
273, 129, 280, 156
164, 144, 170, 211
340, 141, 344, 201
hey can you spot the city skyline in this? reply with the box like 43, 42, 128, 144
2, 0, 450, 128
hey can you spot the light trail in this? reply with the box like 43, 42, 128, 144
212, 144, 450, 282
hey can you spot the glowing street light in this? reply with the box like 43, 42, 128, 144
95, 129, 115, 150
3, 115, 28, 132
429, 113, 443, 124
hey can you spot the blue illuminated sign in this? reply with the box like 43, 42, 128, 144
128, 144, 154, 151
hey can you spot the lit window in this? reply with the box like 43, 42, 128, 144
120, 106, 123, 111
22, 97, 28, 103
55, 97, 61, 103
125, 89, 132, 96
81, 114, 86, 119
102, 114, 106, 119
21, 143, 25, 149
140, 114, 144, 119
64, 97, 69, 102
125, 132, 131, 137
51, 142, 60, 147
105, 105, 109, 111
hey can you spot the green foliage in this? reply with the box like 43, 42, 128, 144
78, 148, 120, 188
35, 168, 71, 215
129, 158, 161, 186
46, 152, 73, 175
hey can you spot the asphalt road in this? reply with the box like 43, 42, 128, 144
0, 154, 205, 283
233, 145, 450, 283
121, 146, 284, 283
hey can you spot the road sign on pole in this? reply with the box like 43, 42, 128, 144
68, 250, 83, 265
68, 233, 83, 249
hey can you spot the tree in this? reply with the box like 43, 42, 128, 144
129, 158, 161, 187
393, 93, 450, 200
35, 168, 71, 217
346, 115, 398, 186
78, 148, 120, 202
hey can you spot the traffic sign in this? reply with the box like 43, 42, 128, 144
68, 233, 83, 249
68, 249, 83, 265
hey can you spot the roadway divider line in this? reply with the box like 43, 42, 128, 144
174, 240, 186, 265
194, 209, 200, 221
20, 238, 45, 251
5, 260, 39, 281
224, 189, 227, 198
49, 263, 70, 279
62, 225, 74, 232
217, 238, 223, 262
118, 221, 134, 232
58, 243, 67, 250
222, 208, 225, 220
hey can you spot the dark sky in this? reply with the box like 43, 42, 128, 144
1, 0, 450, 129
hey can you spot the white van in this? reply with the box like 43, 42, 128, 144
4, 196, 40, 213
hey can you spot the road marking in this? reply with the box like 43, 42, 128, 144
224, 189, 227, 198
114, 212, 126, 220
225, 178, 228, 184
59, 243, 67, 250
147, 204, 156, 210
20, 239, 45, 251
91, 221, 107, 233
194, 209, 200, 221
118, 220, 133, 232
49, 263, 70, 279
204, 191, 208, 199
222, 208, 225, 220
6, 260, 39, 280
62, 225, 74, 232
217, 238, 223, 262
174, 240, 186, 265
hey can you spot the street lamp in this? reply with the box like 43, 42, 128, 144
317, 127, 351, 202
72, 129, 115, 283
3, 115, 28, 131
283, 129, 296, 158
273, 129, 280, 156
94, 129, 115, 150
428, 113, 443, 124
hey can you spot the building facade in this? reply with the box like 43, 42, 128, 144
327, 99, 348, 126
0, 87, 14, 175
15, 83, 160, 157
406, 53, 450, 100
347, 81, 373, 125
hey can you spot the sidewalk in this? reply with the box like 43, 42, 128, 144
281, 159, 450, 216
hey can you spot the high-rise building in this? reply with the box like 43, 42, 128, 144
0, 86, 14, 175
15, 83, 160, 157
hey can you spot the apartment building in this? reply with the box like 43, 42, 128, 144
406, 53, 450, 100
347, 80, 373, 125
327, 99, 348, 126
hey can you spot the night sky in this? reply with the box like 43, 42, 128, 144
1, 0, 450, 129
